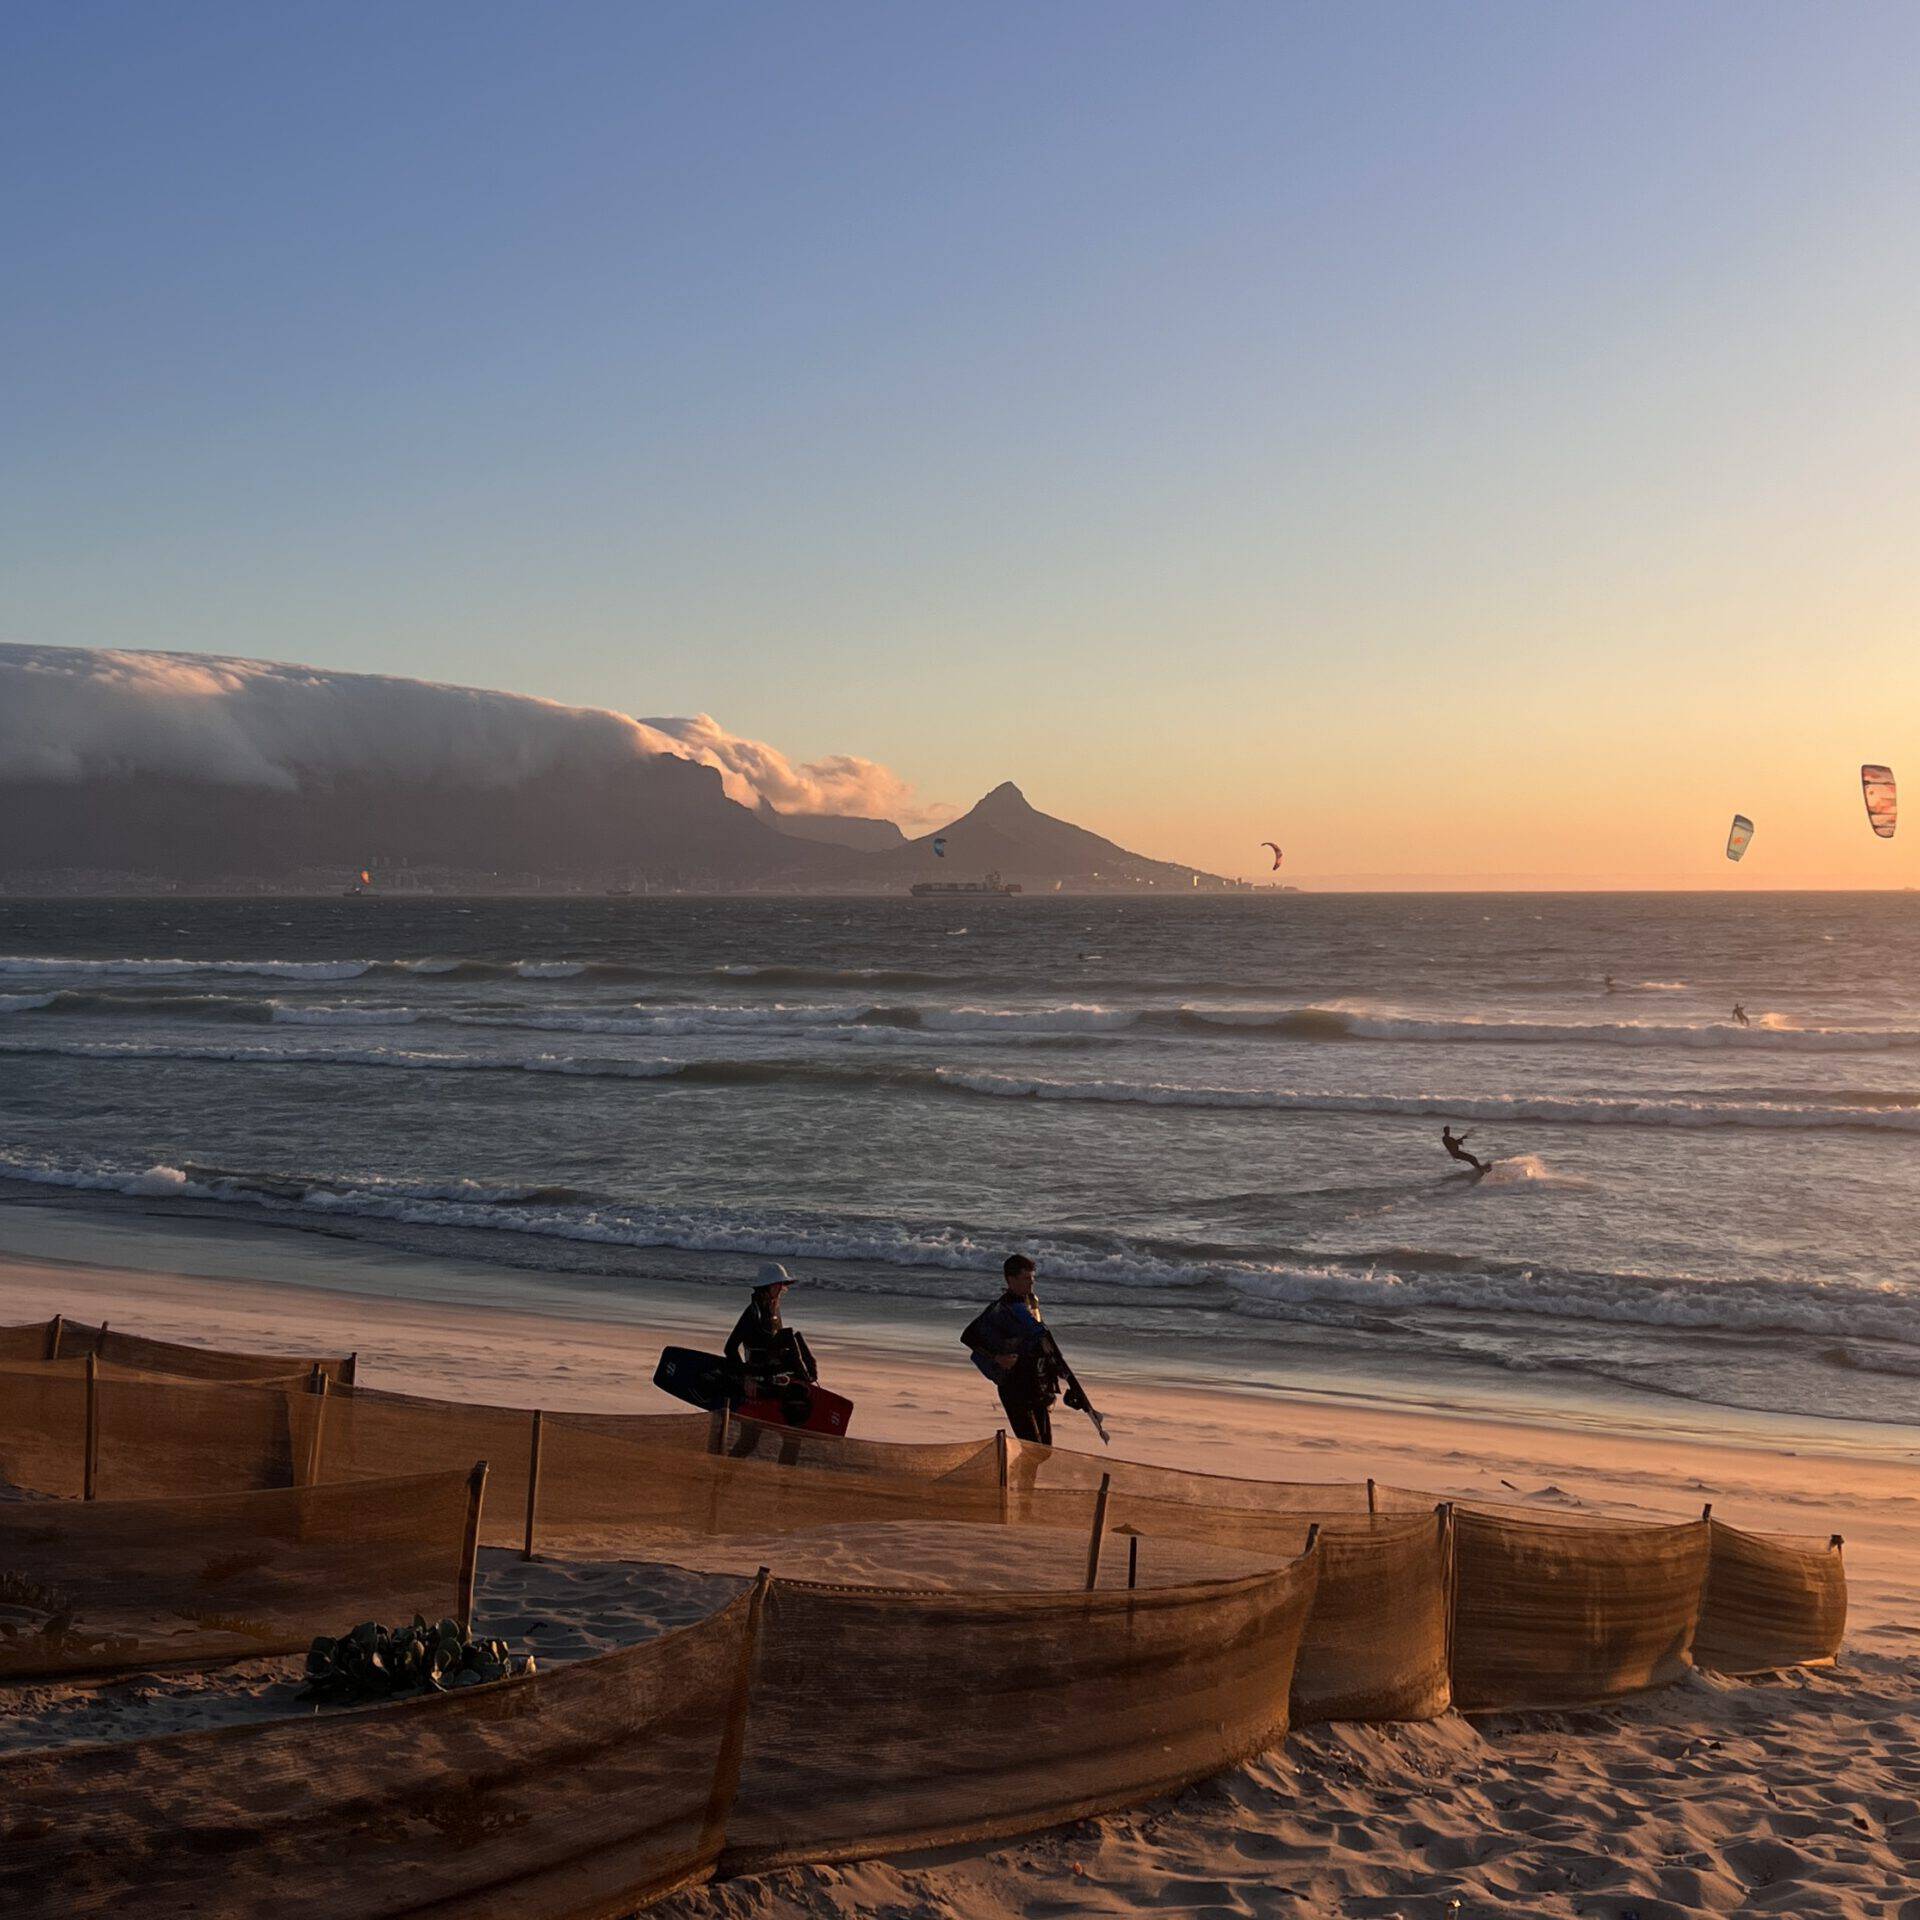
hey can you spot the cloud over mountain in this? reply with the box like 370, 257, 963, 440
0, 644, 919, 822
637, 712, 934, 824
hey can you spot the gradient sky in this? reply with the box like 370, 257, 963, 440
5, 2, 1919, 886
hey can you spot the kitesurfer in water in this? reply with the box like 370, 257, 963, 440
725, 1263, 817, 1422
1441, 1126, 1489, 1175
1731, 1003, 1750, 1027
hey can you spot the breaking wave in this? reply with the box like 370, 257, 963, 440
930, 1069, 1920, 1132
4, 1147, 1916, 1346
9, 1034, 1920, 1133
1162, 1004, 1920, 1052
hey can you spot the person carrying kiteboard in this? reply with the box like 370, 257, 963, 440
962, 1254, 1108, 1446
724, 1263, 819, 1426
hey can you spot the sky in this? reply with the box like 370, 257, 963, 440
4, 2, 1919, 887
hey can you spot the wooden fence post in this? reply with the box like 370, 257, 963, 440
83, 1351, 100, 1500
302, 1367, 330, 1486
707, 1404, 731, 1456
995, 1428, 1010, 1524
1083, 1472, 1112, 1591
1438, 1502, 1457, 1683
1127, 1533, 1139, 1590
706, 1567, 773, 1873
1701, 1502, 1713, 1522
45, 1313, 64, 1361
95, 1321, 109, 1355
342, 1351, 359, 1386
1366, 1476, 1377, 1514
457, 1461, 489, 1635
522, 1410, 545, 1562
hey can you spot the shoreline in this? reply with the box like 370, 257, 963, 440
3, 1204, 1911, 1645
5, 1181, 1915, 1465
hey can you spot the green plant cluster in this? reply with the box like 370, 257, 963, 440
300, 1615, 533, 1704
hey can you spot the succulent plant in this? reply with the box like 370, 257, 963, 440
299, 1615, 535, 1705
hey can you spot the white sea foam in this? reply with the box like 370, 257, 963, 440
0, 1036, 686, 1078
1478, 1153, 1585, 1188
919, 1004, 1136, 1033
1179, 1002, 1920, 1051
266, 1003, 422, 1027
452, 1003, 867, 1037
0, 954, 376, 981
6, 1032, 1920, 1131
3, 1147, 1915, 1346
931, 1068, 1920, 1131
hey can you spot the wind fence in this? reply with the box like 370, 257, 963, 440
0, 1468, 478, 1682
0, 1365, 312, 1501
722, 1558, 1318, 1871
0, 1550, 1322, 1919
1450, 1508, 1710, 1711
0, 1336, 1850, 1714
0, 1315, 355, 1380
0, 1584, 762, 1920
1694, 1520, 1846, 1675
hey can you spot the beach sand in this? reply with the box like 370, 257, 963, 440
3, 1244, 1916, 1917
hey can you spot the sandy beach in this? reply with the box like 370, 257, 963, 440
3, 1229, 1914, 1917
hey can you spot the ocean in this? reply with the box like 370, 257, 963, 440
2, 893, 1918, 1442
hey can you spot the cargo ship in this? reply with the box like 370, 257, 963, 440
910, 870, 1022, 898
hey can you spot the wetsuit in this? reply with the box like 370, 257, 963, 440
724, 1293, 817, 1422
1441, 1128, 1488, 1175
962, 1293, 1055, 1444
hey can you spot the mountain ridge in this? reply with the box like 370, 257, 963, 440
0, 645, 1226, 892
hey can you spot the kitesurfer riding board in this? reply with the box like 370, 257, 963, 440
1731, 1003, 1750, 1027
1441, 1126, 1489, 1176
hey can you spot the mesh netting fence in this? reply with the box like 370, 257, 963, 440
1450, 1507, 1711, 1712
0, 1549, 1321, 1916
0, 1316, 355, 1381
0, 1583, 761, 1920
1695, 1519, 1847, 1675
0, 1467, 480, 1681
0, 1318, 1860, 1914
0, 1361, 1851, 1693
723, 1556, 1318, 1871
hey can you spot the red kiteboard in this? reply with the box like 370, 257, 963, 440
654, 1346, 854, 1435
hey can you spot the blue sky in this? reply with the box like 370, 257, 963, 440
5, 3, 1918, 881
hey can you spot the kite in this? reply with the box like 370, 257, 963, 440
932, 834, 948, 859
1725, 816, 1754, 862
1862, 766, 1897, 839
1261, 842, 1283, 871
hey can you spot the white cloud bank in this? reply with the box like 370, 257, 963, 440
0, 644, 922, 822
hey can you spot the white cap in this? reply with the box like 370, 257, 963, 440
755, 1261, 796, 1289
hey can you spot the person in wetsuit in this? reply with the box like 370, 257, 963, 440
1731, 1003, 1750, 1027
961, 1254, 1057, 1444
1441, 1126, 1489, 1174
724, 1263, 818, 1422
